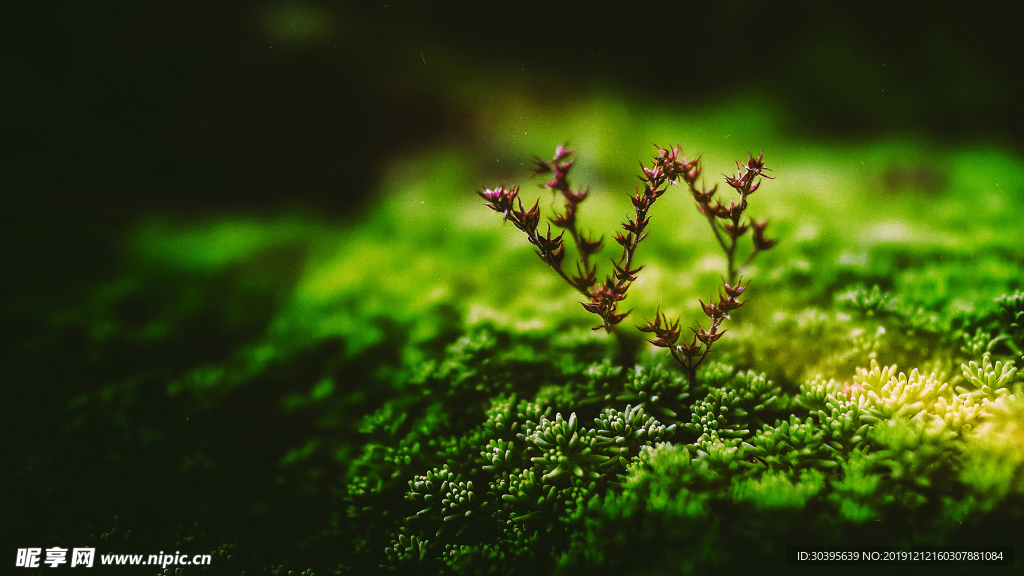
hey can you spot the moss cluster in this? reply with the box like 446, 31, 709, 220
336, 318, 1023, 574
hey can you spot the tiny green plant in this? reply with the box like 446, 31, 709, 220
479, 144, 777, 385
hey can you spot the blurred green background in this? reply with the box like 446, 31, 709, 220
6, 1, 1023, 574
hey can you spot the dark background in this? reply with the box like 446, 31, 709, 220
9, 0, 1021, 219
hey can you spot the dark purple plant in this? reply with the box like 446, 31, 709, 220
479, 144, 777, 384
684, 150, 776, 283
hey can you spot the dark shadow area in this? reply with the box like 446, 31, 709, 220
9, 1, 1021, 219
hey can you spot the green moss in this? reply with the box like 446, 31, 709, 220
18, 95, 1024, 575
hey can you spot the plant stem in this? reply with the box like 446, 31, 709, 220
567, 226, 592, 275
612, 328, 639, 365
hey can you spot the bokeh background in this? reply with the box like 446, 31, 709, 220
7, 1, 1023, 573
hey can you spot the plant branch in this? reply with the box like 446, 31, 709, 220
479, 144, 779, 384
